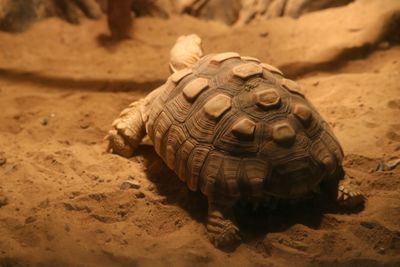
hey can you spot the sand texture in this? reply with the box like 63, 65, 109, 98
0, 0, 400, 266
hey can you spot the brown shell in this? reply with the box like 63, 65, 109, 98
145, 53, 344, 199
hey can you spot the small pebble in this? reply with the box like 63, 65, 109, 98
40, 117, 49, 126
348, 27, 361, 32
120, 180, 141, 190
135, 191, 145, 199
0, 152, 6, 166
25, 216, 37, 224
360, 221, 375, 229
80, 121, 90, 129
378, 41, 390, 50
0, 196, 8, 207
147, 184, 155, 191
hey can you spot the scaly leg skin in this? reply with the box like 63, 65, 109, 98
105, 99, 146, 158
336, 178, 365, 209
106, 85, 165, 157
321, 175, 365, 210
206, 199, 241, 249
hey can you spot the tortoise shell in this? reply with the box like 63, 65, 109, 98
143, 52, 344, 200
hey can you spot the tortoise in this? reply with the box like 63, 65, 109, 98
106, 34, 364, 248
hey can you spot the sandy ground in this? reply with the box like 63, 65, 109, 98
0, 1, 400, 266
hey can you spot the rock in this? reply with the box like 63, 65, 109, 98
284, 0, 306, 18
378, 41, 390, 50
235, 0, 270, 26
107, 0, 133, 39
376, 158, 400, 171
0, 196, 8, 207
0, 152, 6, 166
120, 179, 141, 190
284, 0, 353, 18
265, 0, 286, 19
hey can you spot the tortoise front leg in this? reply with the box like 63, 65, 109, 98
106, 85, 166, 157
206, 196, 241, 248
106, 99, 146, 158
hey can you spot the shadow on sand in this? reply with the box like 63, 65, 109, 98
0, 67, 164, 92
135, 145, 364, 251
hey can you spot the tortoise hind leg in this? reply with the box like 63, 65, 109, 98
321, 174, 365, 210
106, 99, 146, 158
336, 177, 365, 208
206, 197, 241, 248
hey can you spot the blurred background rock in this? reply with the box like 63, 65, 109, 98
0, 0, 355, 33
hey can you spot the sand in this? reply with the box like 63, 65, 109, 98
0, 1, 400, 266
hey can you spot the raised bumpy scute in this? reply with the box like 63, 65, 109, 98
281, 78, 303, 96
255, 88, 281, 109
232, 63, 263, 79
211, 52, 240, 63
170, 68, 193, 83
231, 117, 256, 140
183, 77, 209, 102
261, 63, 283, 75
203, 94, 232, 120
241, 56, 261, 63
293, 104, 312, 126
272, 122, 296, 145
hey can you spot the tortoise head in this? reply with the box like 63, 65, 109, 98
169, 34, 204, 73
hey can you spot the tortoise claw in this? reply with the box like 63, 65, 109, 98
206, 211, 241, 249
105, 130, 134, 158
337, 181, 365, 209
